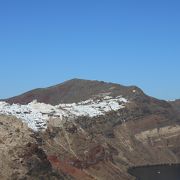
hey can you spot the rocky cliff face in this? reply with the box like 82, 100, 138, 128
0, 79, 180, 180
0, 115, 71, 180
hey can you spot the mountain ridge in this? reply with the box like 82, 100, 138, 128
2, 78, 145, 105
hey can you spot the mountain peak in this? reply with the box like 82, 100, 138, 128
2, 79, 145, 105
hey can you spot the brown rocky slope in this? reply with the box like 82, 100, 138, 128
2, 79, 144, 105
0, 79, 180, 180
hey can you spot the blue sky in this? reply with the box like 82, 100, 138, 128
0, 0, 180, 100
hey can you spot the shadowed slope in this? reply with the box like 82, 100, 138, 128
170, 99, 180, 116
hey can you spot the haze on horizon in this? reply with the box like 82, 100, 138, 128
0, 0, 180, 100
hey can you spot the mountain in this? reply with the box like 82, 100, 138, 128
0, 79, 180, 180
3, 78, 144, 105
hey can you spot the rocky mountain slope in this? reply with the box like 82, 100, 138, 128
0, 79, 180, 180
2, 79, 144, 105
0, 115, 69, 180
170, 99, 180, 116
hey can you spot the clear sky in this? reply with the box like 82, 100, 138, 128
0, 0, 180, 100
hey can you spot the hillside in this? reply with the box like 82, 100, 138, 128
3, 79, 145, 105
0, 79, 180, 180
170, 99, 180, 116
